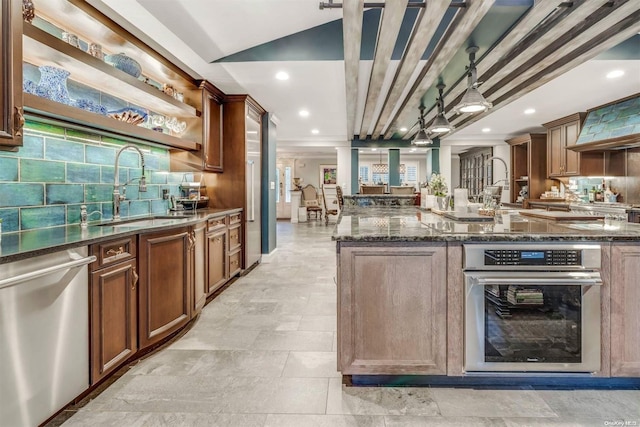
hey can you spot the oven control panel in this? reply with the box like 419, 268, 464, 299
484, 249, 581, 266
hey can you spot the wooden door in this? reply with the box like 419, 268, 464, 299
207, 228, 227, 294
90, 260, 137, 384
563, 121, 580, 176
547, 126, 563, 177
192, 222, 207, 314
0, 0, 23, 150
610, 243, 640, 377
338, 244, 447, 375
138, 228, 191, 348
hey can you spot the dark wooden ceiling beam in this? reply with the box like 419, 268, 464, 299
450, 9, 640, 133
369, 0, 451, 139
358, 0, 409, 140
383, 0, 495, 140
342, 0, 365, 140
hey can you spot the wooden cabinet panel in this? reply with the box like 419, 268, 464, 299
228, 224, 241, 251
90, 259, 137, 384
506, 133, 547, 202
229, 249, 241, 278
610, 243, 640, 377
338, 244, 447, 375
192, 222, 207, 314
138, 228, 191, 348
544, 113, 585, 177
91, 236, 136, 269
0, 0, 23, 150
202, 81, 224, 172
207, 228, 227, 294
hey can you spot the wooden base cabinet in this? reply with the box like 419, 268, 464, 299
207, 227, 228, 294
89, 237, 137, 384
337, 244, 447, 375
138, 227, 191, 349
610, 243, 640, 377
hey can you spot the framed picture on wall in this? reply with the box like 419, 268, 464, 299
320, 164, 337, 186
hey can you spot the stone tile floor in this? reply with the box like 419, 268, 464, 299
52, 220, 639, 427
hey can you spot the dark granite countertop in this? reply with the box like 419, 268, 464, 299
0, 208, 242, 264
332, 206, 640, 242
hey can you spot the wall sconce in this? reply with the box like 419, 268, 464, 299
412, 105, 433, 146
453, 46, 492, 114
427, 83, 454, 133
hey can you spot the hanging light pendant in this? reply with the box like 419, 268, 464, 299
412, 105, 433, 146
427, 83, 454, 133
372, 150, 388, 173
453, 46, 492, 114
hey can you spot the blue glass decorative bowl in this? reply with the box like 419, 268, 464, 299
104, 53, 142, 78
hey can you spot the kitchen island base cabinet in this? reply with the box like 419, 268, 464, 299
610, 243, 640, 377
337, 244, 447, 375
207, 227, 228, 294
139, 227, 191, 349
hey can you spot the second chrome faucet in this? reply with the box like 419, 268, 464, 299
113, 144, 147, 220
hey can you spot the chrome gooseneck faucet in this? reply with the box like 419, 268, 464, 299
113, 144, 147, 220
487, 156, 509, 190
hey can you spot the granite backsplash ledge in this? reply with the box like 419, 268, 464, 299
0, 120, 190, 233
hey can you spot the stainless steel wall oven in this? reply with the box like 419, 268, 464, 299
464, 243, 602, 373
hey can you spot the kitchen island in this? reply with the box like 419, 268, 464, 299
332, 206, 640, 381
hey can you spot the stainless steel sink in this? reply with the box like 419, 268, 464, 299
98, 216, 191, 228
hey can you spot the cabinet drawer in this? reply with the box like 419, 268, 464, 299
208, 216, 226, 231
91, 237, 136, 270
229, 249, 241, 276
228, 225, 241, 250
229, 213, 242, 225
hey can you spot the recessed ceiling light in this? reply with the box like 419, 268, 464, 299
482, 128, 491, 133
410, 148, 417, 152
275, 71, 289, 80
606, 70, 625, 79
311, 129, 319, 134
524, 108, 536, 115
299, 109, 309, 117
371, 148, 377, 151
359, 150, 364, 153
400, 127, 408, 132
334, 147, 339, 150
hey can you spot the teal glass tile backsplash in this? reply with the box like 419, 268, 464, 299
0, 121, 186, 232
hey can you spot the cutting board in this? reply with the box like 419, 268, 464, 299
518, 210, 604, 221
442, 211, 495, 222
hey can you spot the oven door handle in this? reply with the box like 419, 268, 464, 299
468, 272, 602, 286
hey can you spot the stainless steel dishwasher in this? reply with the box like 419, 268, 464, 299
0, 247, 96, 427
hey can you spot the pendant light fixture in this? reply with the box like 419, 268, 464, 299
372, 150, 389, 174
427, 83, 454, 133
412, 105, 432, 146
453, 46, 492, 114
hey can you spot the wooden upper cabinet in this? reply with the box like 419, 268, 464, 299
544, 113, 586, 177
201, 81, 224, 172
0, 0, 23, 150
506, 133, 547, 202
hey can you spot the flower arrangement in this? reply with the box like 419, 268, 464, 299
428, 173, 448, 196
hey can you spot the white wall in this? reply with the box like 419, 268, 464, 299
451, 154, 460, 189
292, 157, 336, 189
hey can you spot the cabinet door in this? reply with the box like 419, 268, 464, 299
207, 228, 228, 294
338, 244, 447, 375
192, 223, 207, 314
563, 121, 580, 176
138, 228, 191, 348
0, 0, 23, 150
90, 260, 137, 384
610, 244, 640, 377
547, 126, 563, 177
202, 84, 223, 172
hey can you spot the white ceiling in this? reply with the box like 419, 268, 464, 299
91, 1, 640, 158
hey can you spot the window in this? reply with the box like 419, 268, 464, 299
359, 165, 370, 183
284, 166, 291, 203
371, 171, 388, 184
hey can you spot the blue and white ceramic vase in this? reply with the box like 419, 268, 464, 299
35, 66, 71, 105
104, 53, 142, 78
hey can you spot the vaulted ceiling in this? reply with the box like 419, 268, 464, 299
90, 0, 640, 156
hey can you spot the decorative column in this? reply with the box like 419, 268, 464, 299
351, 148, 359, 195
336, 147, 352, 195
388, 148, 400, 186
290, 190, 302, 223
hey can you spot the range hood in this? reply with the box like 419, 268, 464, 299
570, 94, 640, 152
